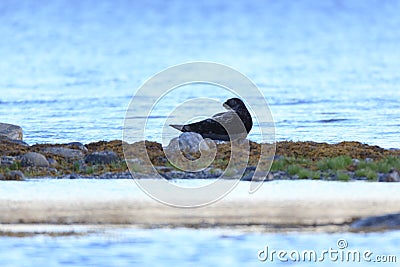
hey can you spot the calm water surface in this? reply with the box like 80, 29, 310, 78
1, 228, 400, 267
0, 0, 399, 147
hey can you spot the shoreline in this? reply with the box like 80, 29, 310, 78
1, 137, 399, 182
0, 128, 400, 236
2, 131, 400, 234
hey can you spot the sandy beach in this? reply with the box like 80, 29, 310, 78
1, 179, 399, 233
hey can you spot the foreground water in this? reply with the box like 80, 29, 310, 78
1, 227, 399, 267
1, 0, 400, 147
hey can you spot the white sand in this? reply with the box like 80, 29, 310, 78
1, 179, 399, 231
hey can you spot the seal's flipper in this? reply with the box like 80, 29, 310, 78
169, 124, 184, 131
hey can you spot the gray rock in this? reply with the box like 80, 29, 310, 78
21, 152, 49, 167
3, 170, 25, 180
0, 122, 23, 140
47, 158, 58, 167
351, 213, 400, 231
165, 132, 215, 159
379, 169, 400, 182
209, 168, 224, 177
66, 142, 88, 151
1, 156, 16, 166
160, 168, 218, 179
42, 147, 84, 159
351, 158, 360, 166
242, 171, 273, 182
365, 158, 374, 162
240, 166, 256, 181
0, 135, 29, 146
84, 151, 119, 165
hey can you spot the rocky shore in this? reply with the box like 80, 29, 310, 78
1, 123, 400, 181
1, 123, 400, 233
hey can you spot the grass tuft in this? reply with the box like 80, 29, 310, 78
336, 171, 350, 181
317, 155, 352, 171
355, 168, 378, 181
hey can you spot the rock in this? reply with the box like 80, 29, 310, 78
240, 166, 256, 181
0, 135, 29, 146
379, 169, 400, 182
47, 158, 58, 167
351, 158, 360, 165
68, 173, 79, 179
42, 147, 84, 159
209, 168, 224, 177
1, 156, 16, 166
3, 170, 25, 180
365, 158, 373, 162
242, 170, 273, 182
0, 122, 23, 140
165, 132, 215, 159
84, 151, 119, 165
351, 213, 400, 231
160, 167, 220, 179
66, 142, 88, 151
21, 152, 49, 167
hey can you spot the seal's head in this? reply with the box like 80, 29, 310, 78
223, 98, 247, 111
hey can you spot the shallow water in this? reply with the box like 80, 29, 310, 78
1, 0, 400, 147
1, 227, 399, 267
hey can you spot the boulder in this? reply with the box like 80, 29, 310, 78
165, 132, 215, 159
84, 151, 119, 165
0, 123, 23, 140
21, 152, 49, 167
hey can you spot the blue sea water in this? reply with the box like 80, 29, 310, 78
0, 0, 399, 147
1, 228, 400, 267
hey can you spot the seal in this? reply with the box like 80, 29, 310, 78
170, 98, 253, 141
